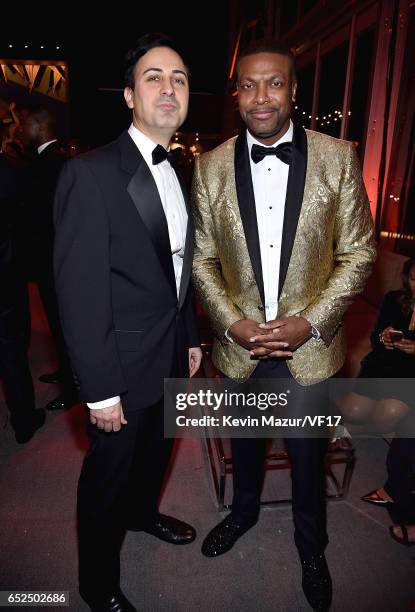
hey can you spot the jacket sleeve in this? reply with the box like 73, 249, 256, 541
191, 156, 244, 339
53, 158, 127, 402
301, 143, 377, 345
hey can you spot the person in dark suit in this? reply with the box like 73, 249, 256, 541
54, 34, 201, 612
0, 149, 45, 443
21, 108, 77, 410
192, 39, 375, 611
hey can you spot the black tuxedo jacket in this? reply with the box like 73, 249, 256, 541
54, 130, 199, 410
0, 154, 24, 314
25, 141, 68, 252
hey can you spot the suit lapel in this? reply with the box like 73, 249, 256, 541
278, 125, 307, 296
234, 132, 265, 306
118, 131, 177, 299
174, 167, 194, 309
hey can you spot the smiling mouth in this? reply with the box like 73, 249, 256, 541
249, 109, 277, 119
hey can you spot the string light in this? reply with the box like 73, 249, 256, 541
380, 231, 414, 240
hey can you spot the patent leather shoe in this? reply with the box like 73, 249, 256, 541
128, 513, 195, 545
201, 514, 257, 557
84, 588, 137, 612
45, 392, 78, 411
301, 553, 332, 611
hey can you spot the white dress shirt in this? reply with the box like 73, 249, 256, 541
88, 125, 188, 410
37, 139, 58, 154
247, 121, 293, 322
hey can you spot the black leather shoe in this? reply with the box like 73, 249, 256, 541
201, 514, 256, 557
38, 370, 63, 384
84, 589, 137, 612
128, 513, 196, 545
45, 392, 78, 411
361, 489, 393, 507
15, 409, 46, 444
301, 554, 332, 612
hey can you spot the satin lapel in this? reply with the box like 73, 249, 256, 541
278, 125, 307, 297
120, 132, 177, 299
234, 132, 265, 306
174, 168, 193, 309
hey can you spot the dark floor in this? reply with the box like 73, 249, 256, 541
0, 285, 414, 611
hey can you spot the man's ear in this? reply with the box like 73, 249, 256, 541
291, 80, 297, 103
123, 87, 134, 109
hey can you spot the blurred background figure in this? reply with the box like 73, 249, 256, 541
0, 133, 45, 443
21, 107, 78, 411
341, 257, 415, 544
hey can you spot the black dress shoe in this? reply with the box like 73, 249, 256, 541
38, 369, 63, 384
361, 489, 393, 507
301, 554, 332, 612
15, 409, 46, 444
128, 513, 196, 545
84, 588, 137, 612
45, 392, 78, 411
201, 514, 257, 557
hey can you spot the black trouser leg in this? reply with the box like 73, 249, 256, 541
0, 308, 36, 433
77, 397, 174, 600
37, 262, 74, 392
124, 397, 175, 524
384, 437, 415, 523
284, 436, 329, 560
228, 360, 329, 556
230, 437, 267, 524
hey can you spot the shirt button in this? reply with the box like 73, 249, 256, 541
269, 206, 273, 210
270, 244, 274, 248
268, 168, 271, 172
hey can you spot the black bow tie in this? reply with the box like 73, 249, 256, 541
152, 144, 181, 166
251, 141, 293, 165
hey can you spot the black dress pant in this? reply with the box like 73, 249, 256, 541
384, 410, 415, 523
230, 360, 329, 560
0, 306, 37, 434
77, 396, 174, 600
35, 245, 74, 390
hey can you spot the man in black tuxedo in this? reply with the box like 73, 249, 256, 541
54, 34, 201, 612
21, 108, 77, 410
0, 149, 45, 443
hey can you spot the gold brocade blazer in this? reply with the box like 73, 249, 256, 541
191, 126, 376, 384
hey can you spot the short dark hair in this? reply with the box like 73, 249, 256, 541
237, 38, 296, 79
124, 32, 189, 89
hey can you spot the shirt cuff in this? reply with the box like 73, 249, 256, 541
87, 396, 120, 409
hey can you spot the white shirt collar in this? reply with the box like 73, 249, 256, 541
247, 119, 294, 151
38, 139, 58, 155
128, 124, 168, 167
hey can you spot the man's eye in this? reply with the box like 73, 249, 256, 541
174, 78, 186, 85
147, 75, 160, 81
272, 81, 283, 87
242, 83, 254, 89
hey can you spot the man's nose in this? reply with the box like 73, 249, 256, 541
253, 84, 270, 105
160, 78, 174, 96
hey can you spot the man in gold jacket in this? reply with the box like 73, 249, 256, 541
192, 39, 376, 611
